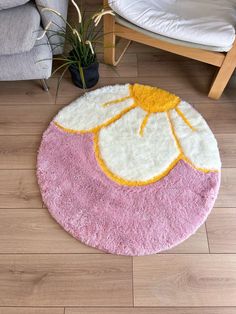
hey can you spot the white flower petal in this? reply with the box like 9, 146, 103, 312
55, 84, 133, 132
96, 107, 180, 184
169, 101, 221, 171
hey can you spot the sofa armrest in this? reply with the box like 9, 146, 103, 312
35, 0, 69, 55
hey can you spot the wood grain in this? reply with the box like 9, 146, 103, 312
194, 102, 236, 134
0, 80, 56, 105
206, 208, 236, 253
0, 28, 236, 310
195, 102, 236, 120
0, 104, 63, 135
138, 58, 214, 78
0, 308, 63, 314
205, 120, 236, 134
216, 134, 236, 167
133, 254, 236, 306
0, 170, 42, 208
55, 76, 205, 105
2, 100, 234, 136
0, 208, 102, 253
66, 308, 236, 314
215, 168, 236, 207
99, 53, 138, 77
0, 254, 132, 306
163, 225, 209, 253
0, 136, 40, 169
0, 207, 207, 254
55, 75, 236, 105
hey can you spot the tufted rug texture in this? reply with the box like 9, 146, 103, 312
37, 84, 221, 256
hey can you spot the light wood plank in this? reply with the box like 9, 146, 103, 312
138, 58, 214, 78
0, 254, 132, 306
215, 168, 236, 208
216, 134, 236, 167
1, 101, 235, 136
133, 254, 236, 306
0, 170, 42, 208
55, 77, 84, 105
99, 53, 138, 77
195, 102, 236, 120
163, 225, 208, 253
0, 207, 207, 254
205, 120, 236, 134
0, 136, 40, 169
66, 308, 236, 314
195, 102, 236, 134
0, 208, 102, 253
54, 74, 236, 105
0, 308, 63, 314
0, 104, 63, 135
206, 208, 236, 253
0, 28, 236, 311
55, 76, 218, 105
0, 80, 56, 105
137, 52, 236, 82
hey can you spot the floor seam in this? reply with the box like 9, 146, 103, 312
205, 222, 211, 254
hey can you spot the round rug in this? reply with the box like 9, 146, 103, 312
37, 84, 221, 256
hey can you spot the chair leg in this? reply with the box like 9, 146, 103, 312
41, 79, 49, 92
104, 13, 116, 65
115, 38, 132, 66
103, 0, 131, 66
103, 15, 131, 66
208, 41, 236, 99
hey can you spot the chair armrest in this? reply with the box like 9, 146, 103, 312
35, 0, 69, 55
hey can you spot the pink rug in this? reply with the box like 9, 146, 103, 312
37, 84, 221, 256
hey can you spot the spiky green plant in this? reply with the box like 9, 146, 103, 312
37, 0, 114, 91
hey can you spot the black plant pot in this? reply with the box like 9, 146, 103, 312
69, 62, 99, 89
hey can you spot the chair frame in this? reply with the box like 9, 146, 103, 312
103, 0, 236, 99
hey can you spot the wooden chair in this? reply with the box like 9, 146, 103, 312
103, 0, 236, 100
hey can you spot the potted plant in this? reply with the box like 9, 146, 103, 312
38, 0, 114, 90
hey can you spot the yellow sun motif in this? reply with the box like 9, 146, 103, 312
101, 84, 195, 137
103, 84, 180, 112
54, 84, 221, 186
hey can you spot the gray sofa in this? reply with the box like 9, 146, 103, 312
0, 0, 68, 90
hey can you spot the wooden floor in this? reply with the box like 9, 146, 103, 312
1, 40, 236, 313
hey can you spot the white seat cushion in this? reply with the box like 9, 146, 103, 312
109, 0, 236, 50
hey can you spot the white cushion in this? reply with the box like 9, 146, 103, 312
109, 0, 236, 50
